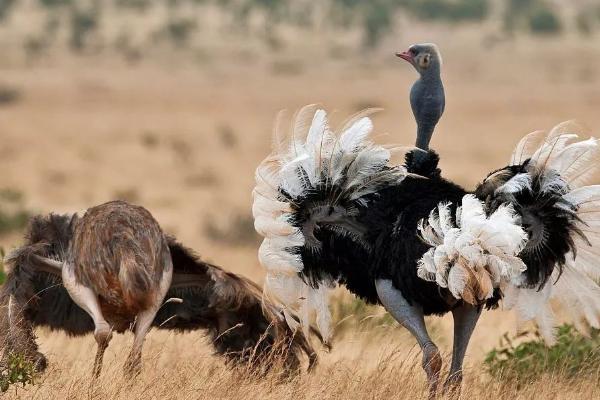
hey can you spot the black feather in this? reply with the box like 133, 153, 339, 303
475, 160, 583, 289
405, 149, 441, 178
289, 150, 480, 315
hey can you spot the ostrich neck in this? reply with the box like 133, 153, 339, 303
411, 71, 444, 151
420, 64, 441, 82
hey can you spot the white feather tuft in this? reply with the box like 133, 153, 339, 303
503, 263, 600, 344
252, 106, 406, 342
550, 138, 599, 184
417, 195, 527, 304
338, 117, 373, 153
510, 130, 546, 165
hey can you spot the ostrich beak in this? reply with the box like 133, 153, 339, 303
396, 50, 413, 63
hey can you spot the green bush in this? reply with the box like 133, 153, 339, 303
0, 189, 23, 203
69, 6, 100, 51
0, 86, 21, 106
576, 12, 593, 36
503, 0, 562, 35
0, 0, 17, 22
0, 189, 31, 236
330, 0, 364, 29
38, 0, 72, 7
0, 353, 37, 393
575, 6, 600, 36
0, 210, 30, 236
162, 18, 197, 47
503, 0, 536, 32
331, 295, 396, 335
362, 2, 393, 49
407, 0, 489, 22
485, 325, 600, 382
529, 6, 561, 35
114, 0, 152, 12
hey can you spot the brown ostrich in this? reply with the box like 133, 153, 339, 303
0, 200, 317, 377
5, 200, 173, 377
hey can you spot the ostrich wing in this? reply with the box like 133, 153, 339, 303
155, 238, 319, 370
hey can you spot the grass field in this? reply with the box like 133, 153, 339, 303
0, 4, 600, 398
2, 321, 599, 399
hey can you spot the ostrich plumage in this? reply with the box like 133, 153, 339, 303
253, 43, 600, 398
0, 201, 317, 376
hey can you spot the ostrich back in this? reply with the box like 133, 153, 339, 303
69, 200, 170, 325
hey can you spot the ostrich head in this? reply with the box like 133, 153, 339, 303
396, 43, 445, 151
397, 43, 442, 76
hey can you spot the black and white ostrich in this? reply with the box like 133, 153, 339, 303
253, 43, 600, 397
0, 200, 317, 376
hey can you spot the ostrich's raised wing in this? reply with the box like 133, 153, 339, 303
253, 106, 416, 342
416, 125, 600, 343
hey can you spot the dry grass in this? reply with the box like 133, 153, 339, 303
3, 294, 599, 399
3, 328, 599, 400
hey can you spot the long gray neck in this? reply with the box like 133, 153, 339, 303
411, 67, 444, 151
416, 124, 435, 150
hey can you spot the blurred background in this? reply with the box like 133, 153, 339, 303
0, 1, 599, 388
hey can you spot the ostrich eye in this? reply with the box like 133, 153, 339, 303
409, 47, 418, 56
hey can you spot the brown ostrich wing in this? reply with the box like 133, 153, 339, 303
157, 239, 318, 371
0, 214, 92, 371
2, 249, 95, 337
154, 238, 273, 331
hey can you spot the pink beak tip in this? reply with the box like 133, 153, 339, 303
396, 51, 413, 62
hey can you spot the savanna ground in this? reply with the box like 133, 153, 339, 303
0, 1, 600, 398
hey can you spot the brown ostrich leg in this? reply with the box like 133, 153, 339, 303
62, 251, 173, 378
62, 263, 113, 377
123, 255, 172, 377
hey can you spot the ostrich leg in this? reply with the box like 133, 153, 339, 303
123, 307, 155, 378
124, 259, 172, 378
375, 279, 442, 399
443, 303, 481, 397
62, 264, 113, 377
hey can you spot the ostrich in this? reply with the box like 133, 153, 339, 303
253, 43, 600, 398
2, 200, 173, 377
0, 201, 318, 376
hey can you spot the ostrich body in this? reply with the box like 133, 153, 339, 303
42, 200, 172, 377
253, 44, 600, 398
1, 201, 317, 376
